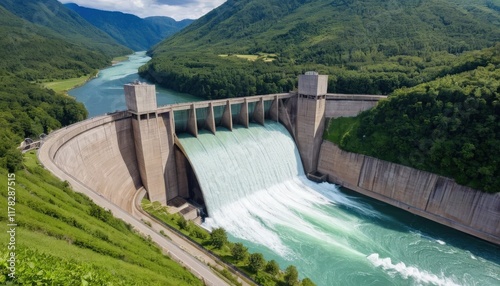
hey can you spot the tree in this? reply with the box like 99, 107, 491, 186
284, 265, 299, 286
231, 242, 248, 261
301, 278, 316, 286
248, 253, 265, 273
210, 227, 227, 249
177, 215, 188, 230
4, 148, 23, 173
265, 260, 280, 276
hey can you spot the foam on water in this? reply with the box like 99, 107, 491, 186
367, 253, 460, 286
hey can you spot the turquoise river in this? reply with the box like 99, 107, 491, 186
69, 52, 499, 286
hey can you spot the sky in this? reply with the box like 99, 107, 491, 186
60, 0, 226, 21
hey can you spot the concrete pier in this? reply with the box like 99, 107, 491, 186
295, 72, 328, 174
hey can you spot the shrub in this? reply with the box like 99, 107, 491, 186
248, 253, 265, 273
231, 243, 248, 262
265, 260, 280, 276
210, 228, 227, 249
284, 265, 299, 286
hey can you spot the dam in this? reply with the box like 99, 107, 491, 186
39, 72, 500, 285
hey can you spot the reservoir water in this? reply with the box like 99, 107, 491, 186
68, 51, 200, 117
75, 54, 500, 286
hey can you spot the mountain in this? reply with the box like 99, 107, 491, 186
153, 0, 500, 58
0, 6, 110, 81
140, 0, 500, 99
0, 0, 130, 57
65, 3, 193, 51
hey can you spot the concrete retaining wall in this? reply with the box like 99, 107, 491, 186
325, 94, 385, 118
318, 141, 500, 245
49, 113, 142, 212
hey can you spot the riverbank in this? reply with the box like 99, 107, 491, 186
42, 53, 133, 94
41, 74, 95, 93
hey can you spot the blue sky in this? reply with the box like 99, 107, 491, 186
59, 0, 226, 20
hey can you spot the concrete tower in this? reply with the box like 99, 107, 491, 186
124, 82, 167, 203
296, 72, 328, 174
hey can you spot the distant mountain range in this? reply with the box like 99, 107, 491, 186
65, 3, 193, 51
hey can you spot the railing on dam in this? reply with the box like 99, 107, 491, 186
155, 93, 293, 137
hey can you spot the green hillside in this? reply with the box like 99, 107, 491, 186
324, 45, 500, 193
0, 7, 110, 81
141, 0, 500, 99
157, 0, 500, 57
0, 152, 201, 285
0, 0, 130, 57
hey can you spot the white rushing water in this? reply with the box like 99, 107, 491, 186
178, 121, 500, 286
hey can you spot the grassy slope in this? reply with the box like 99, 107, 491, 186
41, 75, 92, 93
0, 152, 202, 285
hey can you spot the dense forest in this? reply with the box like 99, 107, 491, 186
325, 45, 500, 193
141, 0, 500, 98
0, 4, 116, 172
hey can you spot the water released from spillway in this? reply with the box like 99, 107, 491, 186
178, 122, 500, 286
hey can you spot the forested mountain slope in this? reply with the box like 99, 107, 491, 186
0, 0, 130, 57
325, 45, 500, 193
0, 0, 130, 171
65, 3, 193, 51
155, 0, 500, 58
141, 0, 500, 99
0, 7, 110, 81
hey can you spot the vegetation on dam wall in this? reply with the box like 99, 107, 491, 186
0, 152, 201, 285
324, 46, 500, 193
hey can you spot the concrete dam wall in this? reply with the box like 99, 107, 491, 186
48, 112, 142, 212
317, 141, 500, 245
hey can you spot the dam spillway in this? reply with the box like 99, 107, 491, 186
177, 121, 499, 286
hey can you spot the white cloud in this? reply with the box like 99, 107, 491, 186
60, 0, 226, 20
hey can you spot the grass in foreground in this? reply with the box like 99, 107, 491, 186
0, 151, 201, 285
